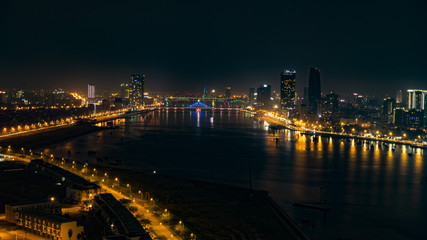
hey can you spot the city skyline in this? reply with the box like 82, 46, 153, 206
0, 0, 425, 94
1, 1, 426, 240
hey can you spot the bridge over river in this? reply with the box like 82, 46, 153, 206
163, 96, 247, 109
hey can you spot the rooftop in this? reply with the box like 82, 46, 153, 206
21, 210, 74, 224
95, 193, 146, 237
29, 159, 99, 190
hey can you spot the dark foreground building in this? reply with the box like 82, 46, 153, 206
308, 67, 321, 114
94, 193, 152, 240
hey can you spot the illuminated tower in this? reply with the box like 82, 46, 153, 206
407, 89, 426, 110
280, 69, 296, 110
257, 84, 271, 108
88, 84, 95, 100
308, 67, 321, 114
396, 90, 402, 104
120, 83, 130, 99
249, 88, 255, 104
129, 74, 145, 107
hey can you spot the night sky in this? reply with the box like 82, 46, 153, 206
0, 0, 426, 95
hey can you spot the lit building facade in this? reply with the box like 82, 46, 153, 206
5, 201, 60, 224
88, 84, 95, 100
382, 98, 395, 123
407, 89, 426, 110
280, 69, 296, 110
248, 88, 255, 105
120, 83, 130, 99
17, 210, 83, 240
257, 84, 272, 108
396, 90, 403, 104
407, 89, 427, 127
129, 74, 145, 108
321, 92, 339, 122
5, 201, 83, 240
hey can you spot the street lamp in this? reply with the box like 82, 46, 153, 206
115, 178, 119, 189
127, 184, 132, 197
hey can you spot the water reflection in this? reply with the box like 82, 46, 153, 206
47, 111, 427, 240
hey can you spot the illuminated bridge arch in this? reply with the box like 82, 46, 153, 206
167, 97, 191, 101
201, 96, 224, 102
230, 99, 247, 104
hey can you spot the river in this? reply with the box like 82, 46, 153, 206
46, 110, 427, 240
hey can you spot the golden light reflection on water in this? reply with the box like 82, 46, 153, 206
414, 149, 423, 183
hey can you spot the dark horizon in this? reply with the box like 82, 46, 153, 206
1, 0, 426, 95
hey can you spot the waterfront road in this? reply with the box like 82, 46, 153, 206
101, 185, 182, 240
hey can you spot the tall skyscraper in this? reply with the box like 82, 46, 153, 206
225, 86, 231, 98
88, 84, 95, 100
407, 89, 426, 110
396, 90, 403, 104
257, 84, 271, 108
280, 69, 296, 110
321, 92, 339, 120
120, 83, 130, 99
382, 98, 396, 123
308, 67, 321, 114
249, 88, 255, 104
129, 74, 145, 107
0, 91, 6, 104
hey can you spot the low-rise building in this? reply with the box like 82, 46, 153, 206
28, 159, 101, 203
94, 193, 151, 240
17, 210, 83, 240
5, 201, 60, 224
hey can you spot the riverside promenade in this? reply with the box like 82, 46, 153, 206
258, 112, 427, 149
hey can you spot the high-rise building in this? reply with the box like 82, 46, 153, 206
396, 90, 403, 104
225, 86, 231, 98
88, 84, 95, 100
308, 67, 321, 114
321, 92, 339, 121
407, 109, 424, 128
249, 88, 255, 104
257, 84, 272, 108
120, 83, 130, 99
129, 74, 145, 107
0, 91, 6, 104
280, 69, 296, 110
407, 89, 427, 110
303, 86, 308, 105
382, 98, 396, 123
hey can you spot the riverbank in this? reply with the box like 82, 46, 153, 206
0, 117, 309, 239
91, 164, 308, 240
0, 124, 102, 150
258, 115, 427, 149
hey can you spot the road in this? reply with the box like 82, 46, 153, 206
2, 154, 182, 240
101, 185, 181, 240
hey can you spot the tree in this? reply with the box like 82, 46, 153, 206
119, 198, 132, 206
128, 206, 138, 213
68, 229, 73, 240
140, 218, 152, 226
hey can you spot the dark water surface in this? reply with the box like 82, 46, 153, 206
48, 110, 427, 240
